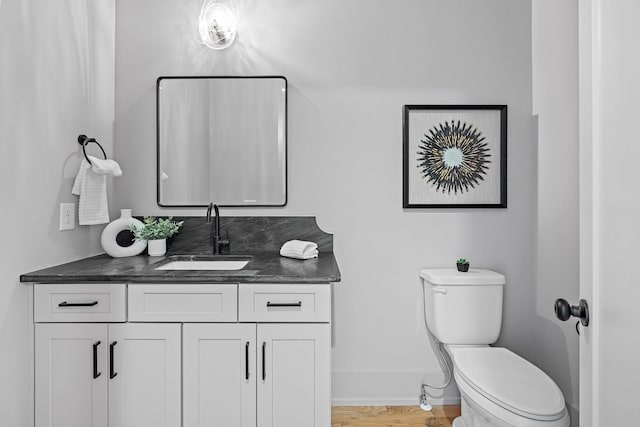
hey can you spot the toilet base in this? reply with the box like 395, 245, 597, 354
458, 388, 570, 427
459, 395, 512, 427
452, 417, 466, 427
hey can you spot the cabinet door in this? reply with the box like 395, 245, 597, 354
108, 323, 181, 427
257, 324, 331, 427
35, 323, 108, 427
183, 323, 257, 427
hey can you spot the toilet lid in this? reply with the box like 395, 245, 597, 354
419, 268, 505, 285
452, 347, 566, 420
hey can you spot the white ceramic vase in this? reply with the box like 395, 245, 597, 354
147, 239, 167, 256
100, 209, 147, 258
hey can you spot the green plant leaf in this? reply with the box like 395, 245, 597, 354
129, 216, 183, 241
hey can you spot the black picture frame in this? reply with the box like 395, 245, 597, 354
402, 105, 507, 208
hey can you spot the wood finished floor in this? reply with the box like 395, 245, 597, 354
331, 406, 461, 427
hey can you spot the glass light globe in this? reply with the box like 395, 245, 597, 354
198, 2, 237, 50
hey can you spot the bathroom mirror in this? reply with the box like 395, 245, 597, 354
157, 76, 287, 206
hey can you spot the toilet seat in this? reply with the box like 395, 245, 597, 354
449, 347, 566, 422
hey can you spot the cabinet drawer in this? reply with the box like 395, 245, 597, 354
239, 284, 331, 322
34, 283, 126, 323
128, 284, 238, 322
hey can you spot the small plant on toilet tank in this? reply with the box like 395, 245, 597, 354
456, 258, 470, 272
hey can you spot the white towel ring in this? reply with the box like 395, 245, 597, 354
78, 134, 107, 165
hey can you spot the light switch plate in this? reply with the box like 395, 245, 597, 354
59, 203, 75, 231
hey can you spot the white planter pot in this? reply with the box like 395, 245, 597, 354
147, 239, 167, 256
100, 209, 147, 258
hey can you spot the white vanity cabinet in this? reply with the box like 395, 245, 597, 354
183, 323, 257, 427
33, 282, 332, 427
107, 323, 181, 427
34, 284, 181, 427
257, 323, 331, 427
182, 283, 331, 427
182, 322, 330, 427
35, 323, 108, 427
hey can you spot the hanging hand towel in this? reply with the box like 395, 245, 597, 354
88, 155, 122, 177
71, 159, 110, 225
280, 240, 319, 260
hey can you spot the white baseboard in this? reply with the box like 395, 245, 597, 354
332, 397, 461, 406
331, 370, 460, 407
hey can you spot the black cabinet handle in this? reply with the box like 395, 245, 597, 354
262, 342, 266, 381
245, 342, 250, 380
92, 341, 101, 379
59, 301, 98, 307
266, 301, 302, 308
109, 341, 118, 379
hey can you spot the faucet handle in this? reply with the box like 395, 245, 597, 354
221, 230, 231, 253
213, 236, 231, 254
219, 234, 230, 253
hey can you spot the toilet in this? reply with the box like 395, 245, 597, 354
420, 268, 570, 427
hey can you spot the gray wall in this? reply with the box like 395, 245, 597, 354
114, 0, 536, 404
0, 0, 115, 423
532, 0, 580, 424
0, 0, 584, 420
114, 0, 539, 404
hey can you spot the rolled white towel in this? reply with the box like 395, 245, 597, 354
281, 249, 319, 260
280, 240, 319, 260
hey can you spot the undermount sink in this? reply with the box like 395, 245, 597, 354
155, 255, 250, 271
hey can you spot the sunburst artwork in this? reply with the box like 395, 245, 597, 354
403, 105, 507, 208
417, 120, 491, 195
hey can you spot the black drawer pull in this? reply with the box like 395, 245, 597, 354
245, 342, 250, 380
109, 341, 118, 379
262, 342, 266, 381
266, 301, 302, 308
59, 301, 98, 307
93, 341, 101, 379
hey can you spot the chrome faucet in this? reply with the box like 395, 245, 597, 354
206, 203, 230, 254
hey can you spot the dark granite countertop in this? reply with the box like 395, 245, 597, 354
21, 216, 341, 284
20, 252, 341, 284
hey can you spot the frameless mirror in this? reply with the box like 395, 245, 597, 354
157, 76, 287, 206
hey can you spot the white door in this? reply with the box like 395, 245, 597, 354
108, 323, 181, 427
579, 1, 640, 425
183, 323, 257, 427
257, 324, 331, 427
35, 323, 108, 427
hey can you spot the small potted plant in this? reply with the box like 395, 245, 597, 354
456, 258, 470, 272
131, 216, 183, 256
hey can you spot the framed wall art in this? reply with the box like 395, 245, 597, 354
403, 105, 507, 208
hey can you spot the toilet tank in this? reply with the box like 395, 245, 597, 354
420, 268, 505, 345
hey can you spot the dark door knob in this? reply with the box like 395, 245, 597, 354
554, 298, 589, 326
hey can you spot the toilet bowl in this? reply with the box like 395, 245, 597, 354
446, 346, 570, 427
420, 269, 570, 427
